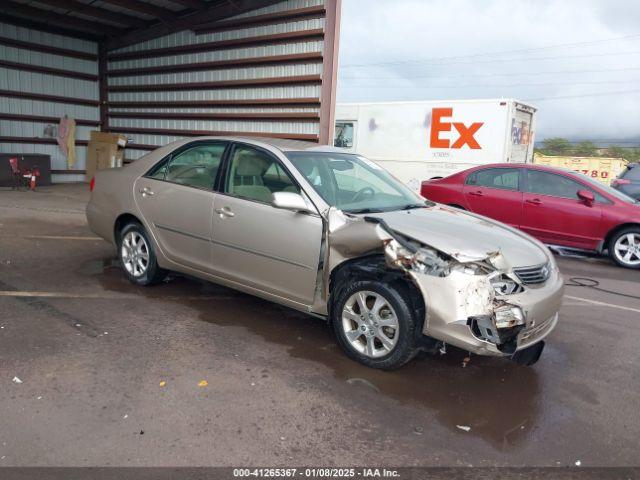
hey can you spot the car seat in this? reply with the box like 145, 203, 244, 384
230, 151, 273, 203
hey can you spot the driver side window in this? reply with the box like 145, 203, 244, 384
225, 145, 300, 203
526, 170, 606, 202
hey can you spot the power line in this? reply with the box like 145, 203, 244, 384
574, 141, 640, 144
340, 80, 640, 89
340, 66, 640, 80
536, 145, 640, 149
341, 32, 640, 69
524, 88, 640, 101
342, 50, 640, 69
336, 89, 640, 103
541, 140, 640, 145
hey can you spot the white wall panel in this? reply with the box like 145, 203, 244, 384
0, 120, 92, 140
109, 40, 324, 71
109, 106, 318, 114
105, 0, 334, 159
112, 6, 323, 53
0, 45, 98, 75
231, 0, 324, 19
108, 85, 321, 102
0, 97, 99, 121
0, 22, 97, 55
108, 63, 322, 86
0, 68, 98, 99
109, 117, 319, 134
0, 21, 99, 180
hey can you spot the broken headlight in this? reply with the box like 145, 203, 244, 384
490, 274, 524, 295
386, 244, 451, 277
451, 261, 493, 276
494, 305, 525, 328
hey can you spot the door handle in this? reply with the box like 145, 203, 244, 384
468, 190, 483, 196
525, 198, 542, 205
215, 207, 235, 218
139, 187, 154, 197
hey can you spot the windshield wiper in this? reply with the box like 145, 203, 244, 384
399, 203, 428, 210
345, 207, 386, 214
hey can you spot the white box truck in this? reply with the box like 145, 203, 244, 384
334, 99, 537, 191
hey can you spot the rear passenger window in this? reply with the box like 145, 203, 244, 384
467, 168, 519, 190
164, 143, 226, 190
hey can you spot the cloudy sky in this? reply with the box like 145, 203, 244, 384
336, 0, 640, 143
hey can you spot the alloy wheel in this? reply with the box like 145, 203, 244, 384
341, 290, 399, 358
121, 231, 150, 277
614, 233, 640, 267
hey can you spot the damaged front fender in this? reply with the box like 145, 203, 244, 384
316, 208, 539, 355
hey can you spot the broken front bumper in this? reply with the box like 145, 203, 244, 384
412, 266, 564, 356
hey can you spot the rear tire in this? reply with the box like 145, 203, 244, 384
117, 222, 167, 285
331, 279, 419, 369
608, 227, 640, 269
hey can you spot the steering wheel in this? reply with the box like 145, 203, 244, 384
350, 186, 376, 204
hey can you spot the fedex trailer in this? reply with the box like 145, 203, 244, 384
334, 99, 537, 191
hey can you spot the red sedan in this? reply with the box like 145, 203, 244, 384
421, 163, 640, 269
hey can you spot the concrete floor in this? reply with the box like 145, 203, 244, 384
0, 184, 639, 467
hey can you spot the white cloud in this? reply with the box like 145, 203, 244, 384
337, 0, 640, 142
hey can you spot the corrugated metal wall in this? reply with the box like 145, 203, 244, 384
0, 22, 99, 182
106, 0, 328, 162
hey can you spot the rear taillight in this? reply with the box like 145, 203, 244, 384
612, 179, 631, 187
89, 176, 95, 192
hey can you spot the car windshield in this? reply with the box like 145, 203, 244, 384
571, 170, 639, 204
285, 152, 427, 213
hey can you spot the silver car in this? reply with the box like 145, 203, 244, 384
86, 137, 564, 369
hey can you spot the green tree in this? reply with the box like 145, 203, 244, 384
627, 148, 640, 163
606, 145, 627, 159
540, 137, 572, 155
573, 140, 599, 157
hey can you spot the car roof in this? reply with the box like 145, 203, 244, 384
467, 162, 579, 174
184, 136, 346, 153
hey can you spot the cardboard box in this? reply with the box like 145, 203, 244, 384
86, 131, 128, 180
89, 131, 128, 147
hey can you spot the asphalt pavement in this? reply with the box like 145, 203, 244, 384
0, 185, 639, 467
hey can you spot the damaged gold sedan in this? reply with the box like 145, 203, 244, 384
87, 137, 563, 369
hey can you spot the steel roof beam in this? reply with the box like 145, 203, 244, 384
0, 1, 124, 37
33, 0, 148, 28
106, 0, 283, 50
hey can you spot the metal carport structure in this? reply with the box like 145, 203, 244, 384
0, 0, 341, 181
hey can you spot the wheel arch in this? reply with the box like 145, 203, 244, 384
114, 213, 143, 245
328, 255, 426, 341
601, 222, 640, 253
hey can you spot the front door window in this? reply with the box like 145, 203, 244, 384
225, 145, 300, 203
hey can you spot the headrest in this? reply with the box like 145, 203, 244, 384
294, 158, 316, 177
236, 152, 270, 176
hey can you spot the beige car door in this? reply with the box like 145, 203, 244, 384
134, 141, 227, 271
210, 144, 323, 306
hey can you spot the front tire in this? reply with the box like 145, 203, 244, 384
118, 222, 167, 285
608, 227, 640, 269
331, 280, 419, 369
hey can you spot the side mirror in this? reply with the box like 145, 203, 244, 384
272, 191, 315, 214
577, 189, 595, 205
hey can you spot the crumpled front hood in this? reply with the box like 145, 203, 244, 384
368, 204, 549, 267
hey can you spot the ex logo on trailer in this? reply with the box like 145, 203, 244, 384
429, 108, 483, 149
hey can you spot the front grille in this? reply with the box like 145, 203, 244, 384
513, 262, 550, 285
